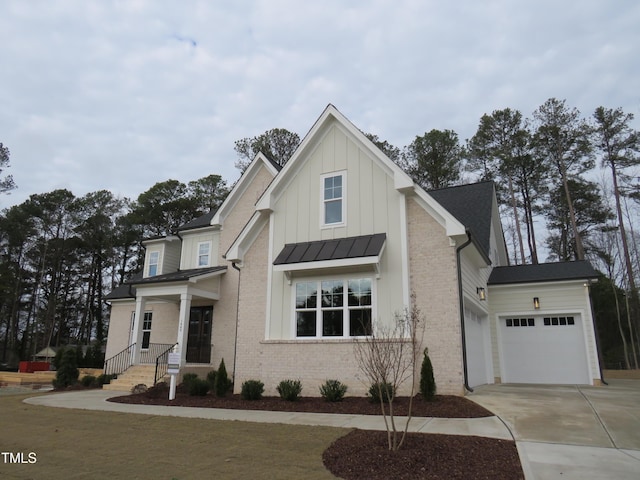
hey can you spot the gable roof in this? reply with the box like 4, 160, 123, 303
428, 181, 495, 259
488, 261, 598, 285
225, 104, 466, 261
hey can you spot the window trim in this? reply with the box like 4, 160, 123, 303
148, 251, 160, 277
197, 241, 212, 267
292, 275, 373, 339
320, 171, 346, 228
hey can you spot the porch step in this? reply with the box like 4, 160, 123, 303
103, 365, 165, 392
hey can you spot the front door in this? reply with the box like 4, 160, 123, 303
186, 306, 213, 363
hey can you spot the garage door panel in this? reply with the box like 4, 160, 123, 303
500, 315, 590, 384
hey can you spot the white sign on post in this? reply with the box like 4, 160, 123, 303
167, 352, 181, 375
167, 352, 181, 400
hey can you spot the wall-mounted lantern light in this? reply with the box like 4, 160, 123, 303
533, 297, 540, 309
477, 287, 486, 301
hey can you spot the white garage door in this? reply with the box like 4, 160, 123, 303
500, 314, 590, 384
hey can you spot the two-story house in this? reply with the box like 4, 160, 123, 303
105, 105, 601, 395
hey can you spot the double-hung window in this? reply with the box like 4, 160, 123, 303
148, 251, 159, 277
295, 277, 372, 338
198, 242, 211, 267
322, 173, 345, 226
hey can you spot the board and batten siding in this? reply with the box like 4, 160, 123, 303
267, 123, 407, 339
488, 281, 600, 383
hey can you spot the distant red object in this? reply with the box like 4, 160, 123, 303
18, 361, 51, 373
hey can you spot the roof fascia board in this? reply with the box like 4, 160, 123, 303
411, 189, 466, 237
225, 211, 268, 262
142, 235, 180, 246
488, 279, 594, 289
212, 152, 277, 226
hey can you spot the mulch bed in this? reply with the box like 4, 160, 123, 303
107, 384, 493, 418
323, 429, 524, 480
108, 385, 523, 479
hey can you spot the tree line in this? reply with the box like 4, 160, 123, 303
0, 97, 638, 369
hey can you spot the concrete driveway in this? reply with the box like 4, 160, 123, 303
469, 380, 640, 479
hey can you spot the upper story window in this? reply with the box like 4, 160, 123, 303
148, 251, 159, 277
322, 172, 345, 226
198, 242, 211, 267
295, 277, 372, 338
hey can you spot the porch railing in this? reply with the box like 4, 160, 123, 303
103, 342, 179, 379
154, 343, 178, 385
103, 343, 136, 377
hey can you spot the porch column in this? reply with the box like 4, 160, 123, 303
177, 293, 193, 365
131, 296, 147, 364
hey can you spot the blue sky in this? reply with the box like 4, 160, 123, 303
1, 0, 639, 209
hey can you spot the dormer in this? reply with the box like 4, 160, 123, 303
142, 236, 181, 278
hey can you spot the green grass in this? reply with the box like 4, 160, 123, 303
0, 393, 344, 479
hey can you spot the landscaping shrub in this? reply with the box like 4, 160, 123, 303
206, 370, 217, 389
420, 348, 437, 401
81, 375, 97, 387
188, 378, 210, 396
96, 373, 114, 386
319, 379, 348, 402
277, 379, 302, 401
53, 348, 79, 389
241, 380, 265, 400
368, 382, 395, 403
214, 359, 232, 397
181, 373, 199, 390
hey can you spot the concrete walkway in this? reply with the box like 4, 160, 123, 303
23, 389, 511, 439
23, 382, 640, 479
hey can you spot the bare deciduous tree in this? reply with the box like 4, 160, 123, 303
354, 296, 424, 451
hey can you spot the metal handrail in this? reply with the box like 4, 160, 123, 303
154, 343, 178, 385
104, 342, 179, 379
103, 343, 136, 377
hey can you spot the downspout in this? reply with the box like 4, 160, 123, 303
456, 231, 474, 393
231, 261, 241, 385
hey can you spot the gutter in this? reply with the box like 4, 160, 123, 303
456, 231, 474, 393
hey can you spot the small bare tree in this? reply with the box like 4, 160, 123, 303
354, 296, 424, 451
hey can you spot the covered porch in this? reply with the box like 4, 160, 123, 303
104, 267, 227, 385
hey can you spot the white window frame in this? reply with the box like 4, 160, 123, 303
197, 241, 211, 267
320, 171, 346, 228
148, 251, 160, 277
142, 311, 152, 349
293, 276, 373, 339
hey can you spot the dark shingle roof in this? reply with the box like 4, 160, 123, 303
104, 283, 136, 300
105, 266, 228, 299
428, 181, 495, 258
274, 233, 386, 265
178, 210, 216, 231
488, 261, 598, 285
129, 266, 227, 285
